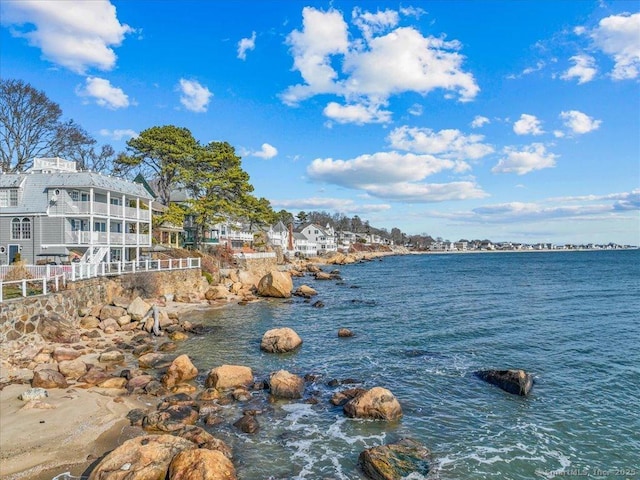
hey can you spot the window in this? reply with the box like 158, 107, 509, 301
0, 189, 19, 207
70, 190, 79, 201
81, 192, 90, 202
94, 221, 106, 232
11, 217, 30, 239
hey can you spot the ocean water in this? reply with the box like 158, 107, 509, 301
176, 250, 640, 479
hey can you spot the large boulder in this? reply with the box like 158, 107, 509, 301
294, 285, 317, 297
260, 327, 302, 353
128, 296, 152, 321
34, 313, 79, 343
162, 354, 199, 389
343, 387, 402, 421
88, 434, 196, 480
172, 425, 233, 458
143, 405, 199, 432
52, 347, 82, 362
474, 369, 533, 396
257, 271, 293, 298
205, 286, 229, 301
269, 370, 305, 399
58, 359, 87, 380
205, 365, 253, 390
359, 438, 431, 480
168, 448, 237, 480
99, 304, 126, 320
31, 369, 68, 389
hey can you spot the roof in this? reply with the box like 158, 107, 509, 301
0, 170, 152, 215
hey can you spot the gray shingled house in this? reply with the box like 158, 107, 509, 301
0, 157, 153, 265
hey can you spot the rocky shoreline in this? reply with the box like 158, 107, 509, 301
1, 249, 416, 480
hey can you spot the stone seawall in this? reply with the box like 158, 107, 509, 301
233, 256, 278, 278
0, 268, 204, 348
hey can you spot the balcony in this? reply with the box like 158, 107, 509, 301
50, 200, 150, 221
64, 230, 150, 246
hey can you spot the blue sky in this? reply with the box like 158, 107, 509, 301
1, 0, 639, 245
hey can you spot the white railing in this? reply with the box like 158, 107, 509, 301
0, 273, 66, 303
64, 230, 149, 246
69, 257, 201, 281
0, 258, 201, 302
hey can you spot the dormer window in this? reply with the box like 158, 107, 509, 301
0, 188, 19, 207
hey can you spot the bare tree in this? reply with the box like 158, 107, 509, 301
0, 79, 102, 172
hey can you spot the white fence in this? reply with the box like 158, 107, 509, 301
0, 258, 201, 302
232, 252, 276, 259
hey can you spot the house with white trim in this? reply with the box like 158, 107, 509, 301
0, 157, 153, 265
300, 223, 337, 255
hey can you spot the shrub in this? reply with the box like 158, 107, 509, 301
202, 271, 213, 284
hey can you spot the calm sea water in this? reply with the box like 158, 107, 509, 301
175, 250, 640, 479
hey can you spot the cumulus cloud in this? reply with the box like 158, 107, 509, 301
513, 114, 544, 136
272, 197, 391, 214
77, 77, 130, 109
387, 126, 494, 163
471, 115, 490, 128
561, 54, 597, 84
237, 31, 256, 60
323, 101, 391, 124
282, 6, 478, 124
99, 128, 138, 141
251, 143, 278, 159
590, 12, 640, 80
559, 110, 602, 134
307, 150, 488, 202
408, 103, 423, 116
0, 0, 132, 73
177, 79, 212, 113
492, 143, 558, 175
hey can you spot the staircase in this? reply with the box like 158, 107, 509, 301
80, 246, 109, 264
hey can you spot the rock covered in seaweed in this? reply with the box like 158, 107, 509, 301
359, 438, 431, 480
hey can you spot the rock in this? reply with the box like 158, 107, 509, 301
80, 316, 100, 329
169, 331, 189, 342
330, 388, 367, 406
205, 286, 229, 301
294, 285, 318, 297
127, 374, 155, 391
145, 380, 167, 396
232, 387, 252, 402
143, 405, 199, 432
98, 377, 128, 389
205, 365, 253, 390
87, 434, 196, 480
99, 304, 127, 320
99, 350, 124, 363
98, 318, 120, 332
343, 387, 402, 421
311, 300, 324, 308
172, 425, 233, 458
269, 370, 305, 399
233, 414, 259, 434
138, 352, 176, 369
159, 341, 178, 352
77, 367, 111, 385
117, 314, 132, 326
162, 354, 198, 389
128, 296, 152, 321
126, 408, 148, 426
133, 343, 155, 357
157, 393, 198, 410
257, 271, 293, 298
359, 438, 431, 480
260, 327, 302, 353
197, 389, 221, 402
338, 328, 354, 338
112, 295, 131, 308
168, 448, 237, 480
18, 388, 48, 401
474, 369, 533, 396
32, 369, 68, 389
34, 313, 79, 343
58, 359, 87, 380
52, 347, 82, 362
314, 271, 333, 280
20, 400, 56, 410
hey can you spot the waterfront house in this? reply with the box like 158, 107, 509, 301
300, 223, 337, 255
0, 157, 153, 265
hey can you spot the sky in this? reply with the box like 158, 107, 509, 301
1, 0, 639, 245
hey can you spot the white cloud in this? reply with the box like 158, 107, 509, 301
272, 197, 391, 214
408, 103, 423, 116
513, 114, 544, 136
77, 77, 130, 109
323, 101, 391, 124
387, 126, 494, 162
561, 54, 597, 84
492, 143, 558, 175
590, 13, 640, 80
559, 110, 602, 134
237, 31, 256, 60
306, 150, 488, 202
177, 79, 212, 113
99, 128, 138, 141
282, 7, 478, 124
0, 0, 132, 74
251, 143, 278, 159
471, 115, 490, 128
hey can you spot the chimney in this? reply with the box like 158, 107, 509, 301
287, 223, 294, 251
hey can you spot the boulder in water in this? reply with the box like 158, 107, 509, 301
343, 387, 402, 421
359, 438, 431, 480
260, 327, 302, 353
474, 369, 533, 396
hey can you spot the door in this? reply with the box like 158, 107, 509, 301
8, 244, 19, 263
